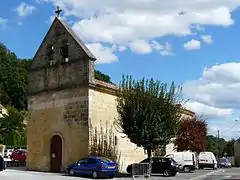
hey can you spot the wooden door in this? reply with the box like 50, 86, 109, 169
50, 135, 62, 172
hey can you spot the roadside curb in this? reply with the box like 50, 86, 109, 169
188, 169, 224, 180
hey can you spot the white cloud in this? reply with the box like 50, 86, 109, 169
201, 35, 213, 44
183, 39, 201, 51
208, 121, 240, 140
182, 62, 240, 139
16, 2, 36, 17
86, 43, 118, 64
183, 62, 240, 110
118, 45, 127, 52
37, 0, 240, 62
186, 101, 233, 118
129, 39, 152, 54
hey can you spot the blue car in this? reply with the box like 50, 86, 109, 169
67, 156, 118, 179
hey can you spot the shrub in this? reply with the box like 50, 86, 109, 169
89, 122, 121, 167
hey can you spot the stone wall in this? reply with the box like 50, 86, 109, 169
29, 17, 93, 95
88, 85, 147, 173
27, 87, 89, 171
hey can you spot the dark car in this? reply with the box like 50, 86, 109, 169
126, 156, 178, 177
67, 156, 118, 179
218, 157, 231, 168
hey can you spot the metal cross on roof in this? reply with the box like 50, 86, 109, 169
55, 6, 62, 17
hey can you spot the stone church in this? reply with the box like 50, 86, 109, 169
27, 15, 195, 173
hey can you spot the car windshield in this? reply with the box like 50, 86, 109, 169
170, 158, 177, 164
220, 158, 228, 163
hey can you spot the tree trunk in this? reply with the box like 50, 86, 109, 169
147, 148, 152, 159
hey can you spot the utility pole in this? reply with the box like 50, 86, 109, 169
217, 129, 220, 158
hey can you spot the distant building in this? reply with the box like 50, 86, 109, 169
234, 139, 240, 167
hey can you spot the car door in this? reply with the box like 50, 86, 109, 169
85, 158, 98, 174
75, 159, 88, 174
151, 157, 163, 174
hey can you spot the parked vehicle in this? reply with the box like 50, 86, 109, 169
10, 149, 27, 162
4, 149, 14, 159
198, 152, 217, 170
67, 156, 118, 179
165, 151, 197, 173
218, 157, 231, 168
126, 156, 178, 177
126, 158, 150, 174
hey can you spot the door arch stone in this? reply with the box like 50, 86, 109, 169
50, 135, 62, 172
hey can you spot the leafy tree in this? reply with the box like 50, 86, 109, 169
0, 105, 27, 146
0, 43, 30, 110
174, 116, 207, 153
205, 135, 227, 157
95, 70, 113, 83
223, 139, 235, 157
115, 75, 183, 158
206, 135, 218, 155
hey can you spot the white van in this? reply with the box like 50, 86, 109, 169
165, 151, 197, 173
198, 152, 217, 170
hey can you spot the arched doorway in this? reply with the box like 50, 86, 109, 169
50, 135, 62, 172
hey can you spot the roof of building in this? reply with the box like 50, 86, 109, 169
32, 17, 96, 62
57, 17, 96, 60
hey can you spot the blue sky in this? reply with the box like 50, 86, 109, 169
1, 0, 240, 139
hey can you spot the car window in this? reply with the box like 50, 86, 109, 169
99, 158, 113, 163
152, 158, 161, 163
88, 158, 98, 164
77, 158, 88, 164
162, 158, 169, 163
220, 158, 227, 163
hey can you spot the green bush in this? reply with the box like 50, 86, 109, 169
89, 122, 121, 166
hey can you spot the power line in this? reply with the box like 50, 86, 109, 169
220, 120, 239, 134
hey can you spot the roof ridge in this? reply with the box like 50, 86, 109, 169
56, 17, 96, 60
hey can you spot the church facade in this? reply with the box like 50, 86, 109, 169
27, 16, 195, 173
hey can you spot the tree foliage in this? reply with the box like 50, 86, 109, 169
206, 135, 232, 157
115, 75, 183, 158
0, 105, 27, 146
223, 139, 235, 157
94, 70, 113, 84
89, 122, 121, 168
174, 116, 207, 153
0, 43, 31, 110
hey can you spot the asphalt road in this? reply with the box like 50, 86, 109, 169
0, 168, 239, 180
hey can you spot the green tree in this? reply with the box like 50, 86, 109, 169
223, 139, 235, 157
0, 105, 27, 146
115, 75, 183, 158
206, 135, 227, 157
206, 135, 218, 155
94, 70, 113, 83
0, 43, 30, 110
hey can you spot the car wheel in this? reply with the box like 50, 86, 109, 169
92, 171, 99, 179
163, 169, 171, 177
183, 166, 191, 173
108, 175, 115, 179
68, 169, 75, 176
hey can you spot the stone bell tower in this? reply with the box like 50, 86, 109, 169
27, 7, 97, 172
